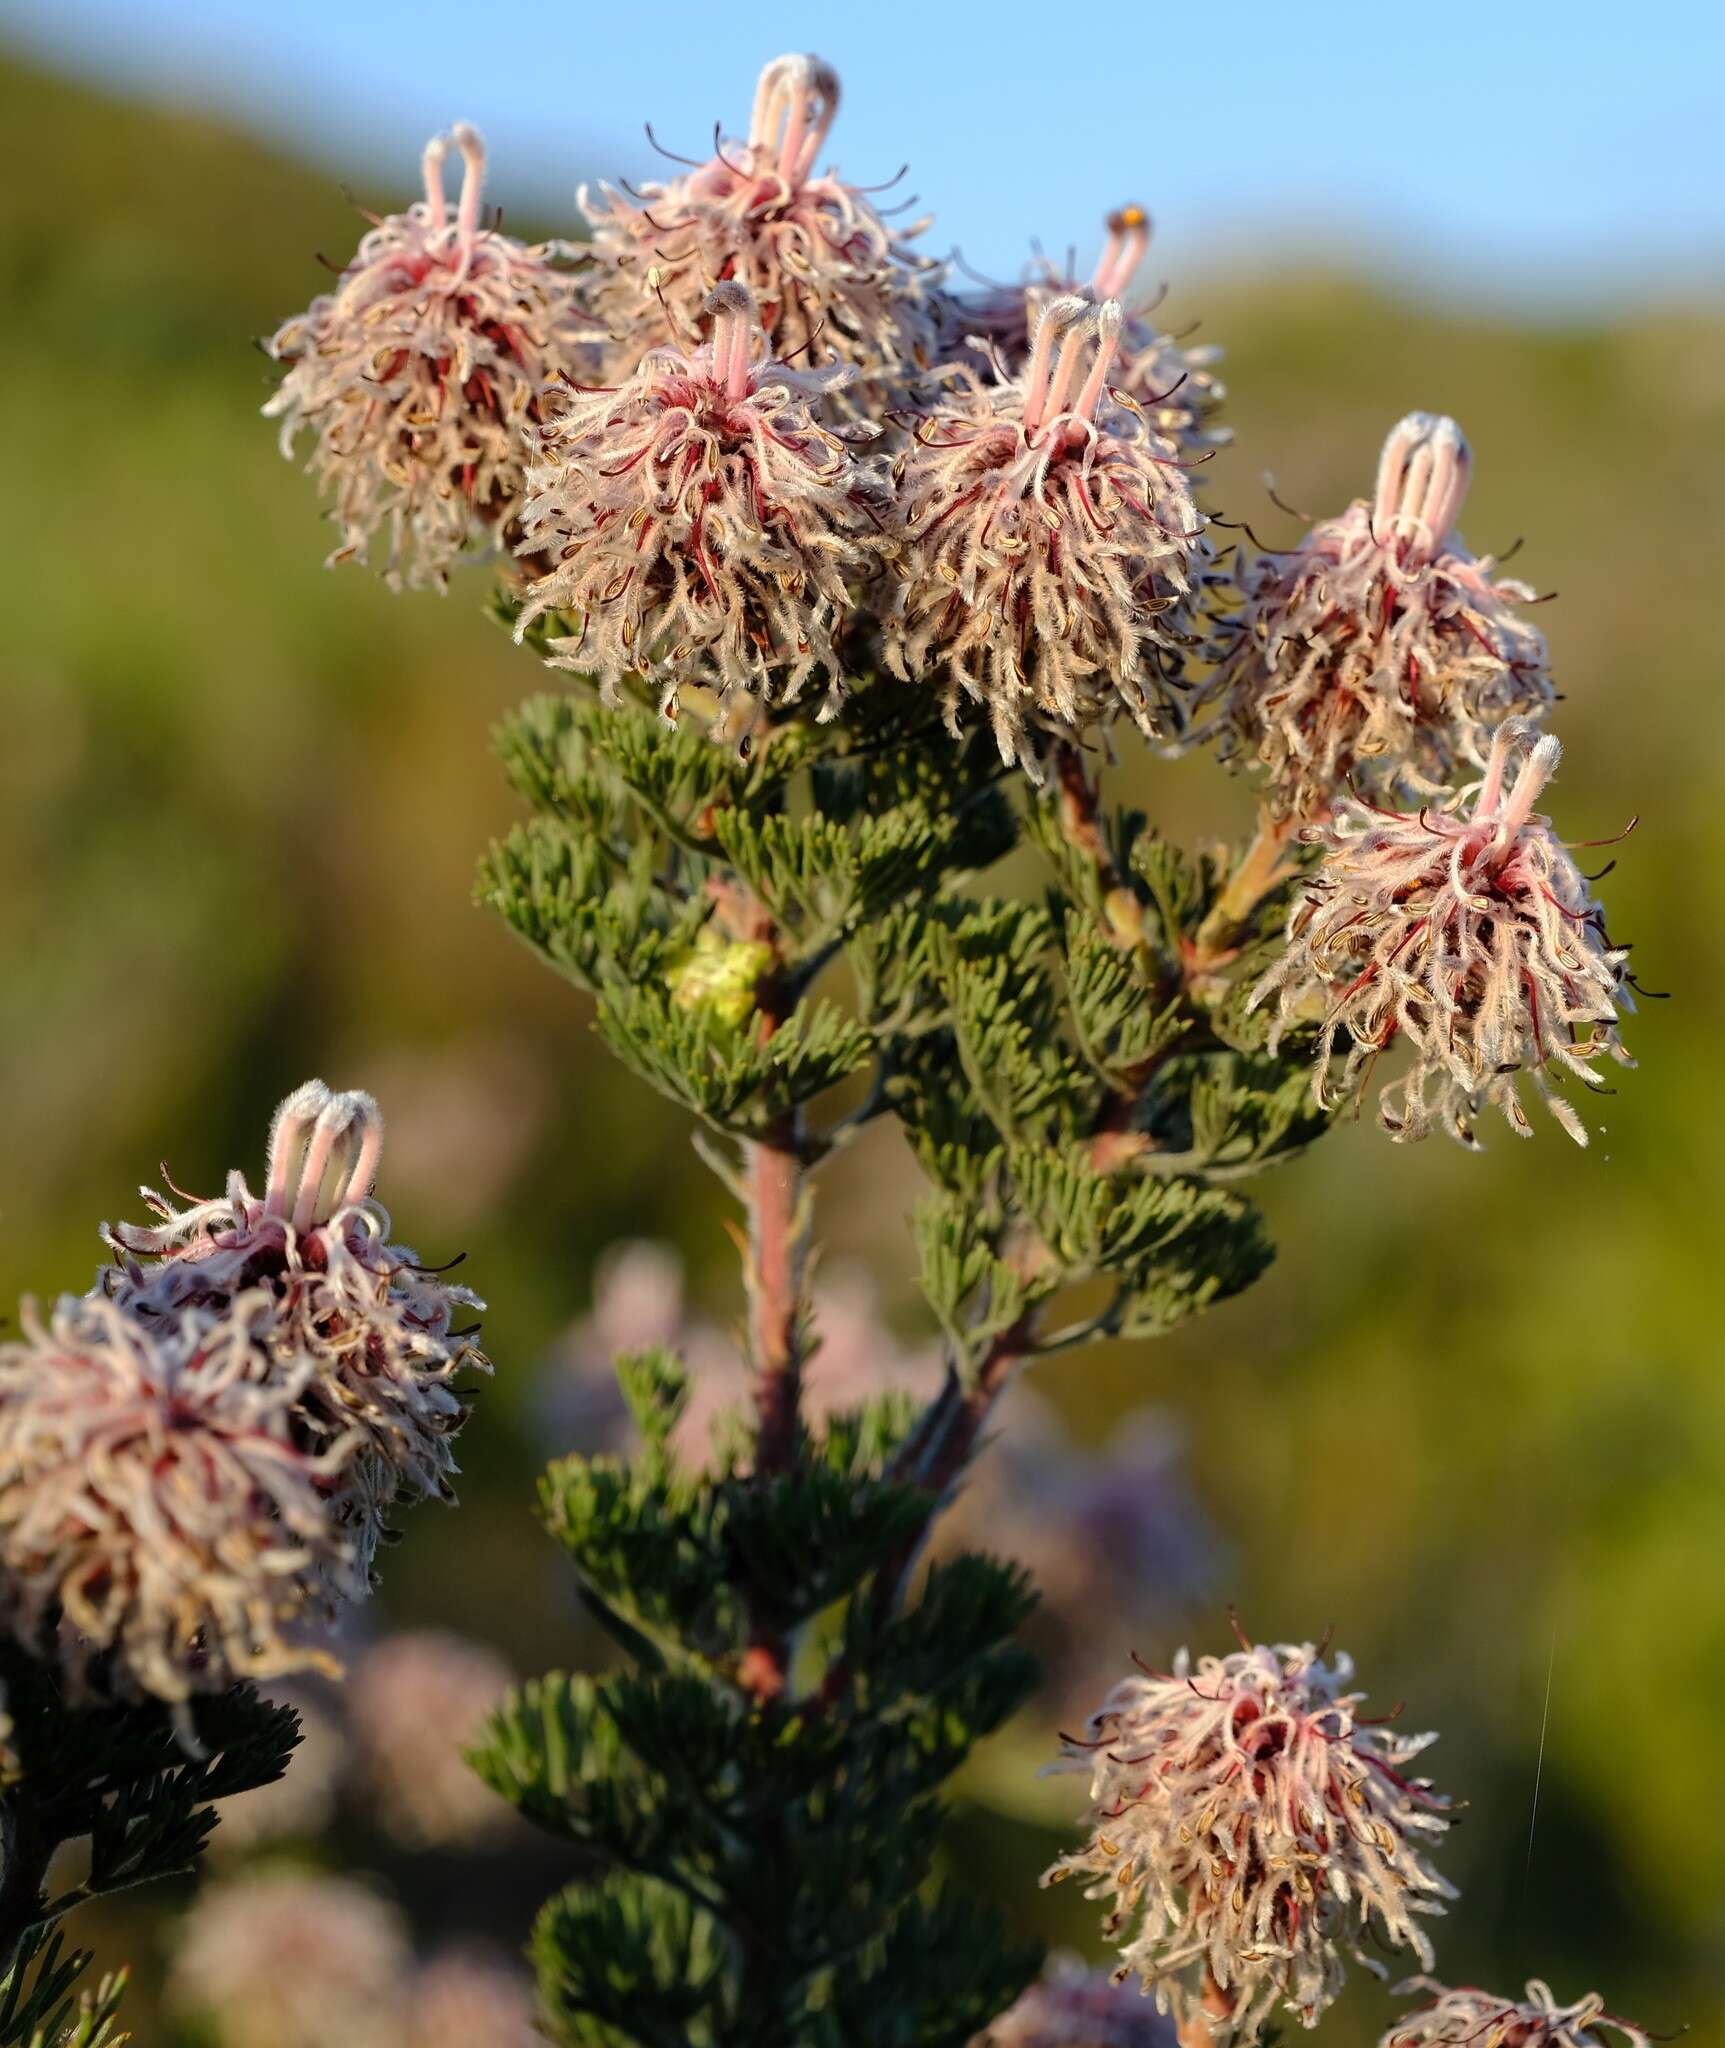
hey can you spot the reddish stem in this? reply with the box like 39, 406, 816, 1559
1176, 1968, 1237, 2047
733, 917, 809, 1704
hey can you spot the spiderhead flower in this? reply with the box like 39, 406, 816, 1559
101, 1079, 490, 1553
1384, 1979, 1651, 2048
0, 1296, 357, 1707
1043, 1634, 1455, 2042
957, 206, 1226, 462
1251, 720, 1635, 1146
887, 294, 1209, 770
266, 122, 592, 589
1206, 414, 1555, 819
580, 54, 942, 404
514, 282, 889, 723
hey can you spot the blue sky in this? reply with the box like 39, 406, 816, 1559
7, 0, 1723, 308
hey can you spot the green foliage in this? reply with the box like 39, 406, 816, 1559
0, 1931, 126, 2048
471, 1349, 1044, 2047
0, 1644, 298, 1933
473, 655, 1338, 2042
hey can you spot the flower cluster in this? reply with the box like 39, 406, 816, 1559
1252, 721, 1634, 1145
170, 1872, 539, 2048
265, 122, 591, 588
514, 281, 888, 721
264, 59, 1645, 1143
266, 56, 1231, 772
1205, 413, 1554, 820
0, 1082, 486, 1711
887, 294, 1210, 767
1384, 1979, 1651, 2048
1045, 1634, 1455, 2040
579, 53, 943, 400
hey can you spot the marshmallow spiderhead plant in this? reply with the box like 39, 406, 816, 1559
253, 45, 1654, 2048
0, 1082, 491, 2044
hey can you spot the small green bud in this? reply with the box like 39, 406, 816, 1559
666, 928, 773, 1028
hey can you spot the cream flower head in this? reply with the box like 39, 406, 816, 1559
266, 123, 592, 588
1384, 1978, 1651, 2048
1205, 415, 1554, 819
1045, 1633, 1455, 2041
1251, 720, 1635, 1146
887, 294, 1210, 770
101, 1080, 490, 1566
579, 54, 942, 409
514, 281, 889, 723
0, 1296, 358, 1707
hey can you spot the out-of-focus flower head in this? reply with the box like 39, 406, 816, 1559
265, 122, 592, 589
1251, 720, 1635, 1146
100, 1080, 491, 1565
0, 1296, 357, 1709
942, 1393, 1220, 1721
539, 1241, 940, 1471
402, 1948, 541, 2048
580, 53, 942, 406
887, 294, 1210, 771
213, 1676, 348, 1851
1205, 415, 1555, 820
976, 1954, 1177, 2044
1384, 1978, 1651, 2048
348, 1630, 515, 1848
514, 281, 889, 725
1044, 1633, 1455, 2042
951, 206, 1226, 463
169, 1870, 409, 2048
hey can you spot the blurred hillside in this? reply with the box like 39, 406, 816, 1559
2, 46, 1723, 2043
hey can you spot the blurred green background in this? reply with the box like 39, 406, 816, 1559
2, 44, 1722, 2045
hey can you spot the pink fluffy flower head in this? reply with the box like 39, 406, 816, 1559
955, 206, 1226, 463
580, 54, 942, 405
348, 1629, 515, 1847
266, 122, 591, 589
169, 1870, 409, 2048
1384, 1979, 1651, 2048
515, 281, 888, 722
403, 1950, 541, 2048
1205, 414, 1554, 819
887, 294, 1210, 770
1043, 1632, 1455, 2042
976, 1956, 1176, 2044
0, 1296, 358, 1708
1251, 720, 1636, 1146
100, 1080, 490, 1561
